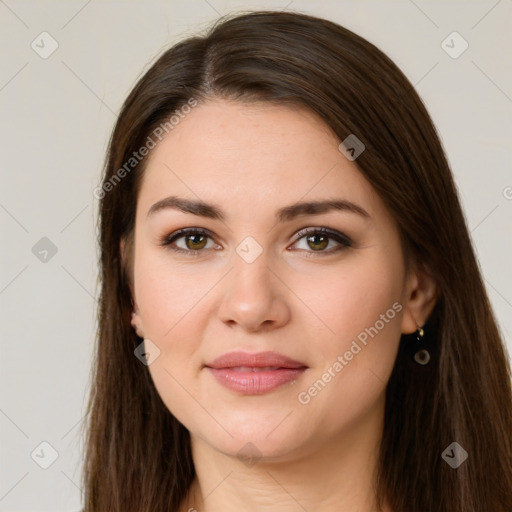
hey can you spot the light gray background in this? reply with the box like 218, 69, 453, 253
0, 0, 511, 510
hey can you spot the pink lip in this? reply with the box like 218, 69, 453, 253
207, 351, 306, 369
205, 351, 308, 395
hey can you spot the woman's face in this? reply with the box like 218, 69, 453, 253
129, 99, 417, 460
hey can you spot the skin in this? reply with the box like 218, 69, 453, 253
127, 99, 437, 512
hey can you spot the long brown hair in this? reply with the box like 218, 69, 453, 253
82, 11, 512, 511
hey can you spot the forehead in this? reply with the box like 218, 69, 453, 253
137, 99, 381, 220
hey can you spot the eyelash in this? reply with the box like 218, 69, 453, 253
160, 227, 352, 257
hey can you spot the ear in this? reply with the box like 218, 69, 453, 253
401, 264, 438, 334
120, 237, 145, 339
130, 307, 145, 339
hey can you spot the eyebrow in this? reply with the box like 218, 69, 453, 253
147, 196, 370, 222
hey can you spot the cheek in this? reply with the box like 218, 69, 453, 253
292, 249, 404, 351
148, 358, 204, 434
135, 263, 207, 376
133, 248, 212, 339
292, 251, 404, 415
133, 249, 211, 424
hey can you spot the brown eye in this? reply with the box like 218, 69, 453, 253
305, 233, 329, 251
291, 227, 352, 255
161, 228, 218, 254
183, 233, 208, 250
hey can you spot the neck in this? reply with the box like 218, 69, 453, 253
180, 394, 391, 512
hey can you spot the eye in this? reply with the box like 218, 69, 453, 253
290, 227, 352, 255
160, 227, 352, 257
161, 228, 219, 255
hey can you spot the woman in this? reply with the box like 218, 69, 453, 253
82, 10, 512, 512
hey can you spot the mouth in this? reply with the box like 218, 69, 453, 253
205, 351, 308, 395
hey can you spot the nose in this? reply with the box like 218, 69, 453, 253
217, 253, 291, 333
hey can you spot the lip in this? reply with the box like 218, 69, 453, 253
206, 351, 306, 369
205, 351, 308, 395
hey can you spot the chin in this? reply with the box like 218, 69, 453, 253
190, 411, 316, 463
